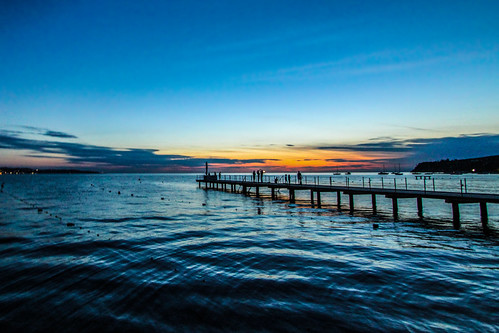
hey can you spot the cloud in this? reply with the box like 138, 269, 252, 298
318, 134, 499, 155
318, 140, 410, 152
19, 126, 77, 139
319, 134, 499, 170
44, 130, 78, 139
0, 131, 276, 172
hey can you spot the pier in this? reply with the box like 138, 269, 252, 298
197, 175, 499, 229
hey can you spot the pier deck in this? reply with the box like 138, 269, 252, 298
197, 176, 499, 229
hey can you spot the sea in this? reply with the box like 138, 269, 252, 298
0, 173, 497, 332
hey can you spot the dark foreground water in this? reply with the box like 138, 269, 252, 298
0, 174, 498, 332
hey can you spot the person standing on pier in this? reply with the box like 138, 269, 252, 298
253, 170, 256, 181
297, 171, 302, 184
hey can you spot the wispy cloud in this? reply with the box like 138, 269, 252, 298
318, 140, 410, 152
20, 126, 77, 139
245, 49, 494, 82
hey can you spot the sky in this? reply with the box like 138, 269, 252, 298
1, 0, 498, 172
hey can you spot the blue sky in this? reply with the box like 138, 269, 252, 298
1, 0, 498, 172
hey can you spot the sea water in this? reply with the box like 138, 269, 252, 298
0, 173, 497, 332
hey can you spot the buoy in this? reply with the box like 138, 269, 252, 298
161, 197, 164, 200
118, 191, 121, 195
373, 223, 379, 230
66, 223, 75, 227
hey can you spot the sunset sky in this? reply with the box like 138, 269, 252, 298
1, 0, 498, 172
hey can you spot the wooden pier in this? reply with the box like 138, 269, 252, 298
196, 175, 499, 229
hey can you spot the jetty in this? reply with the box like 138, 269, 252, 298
197, 174, 498, 229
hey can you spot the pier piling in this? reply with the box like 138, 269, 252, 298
392, 197, 399, 219
371, 194, 377, 214
349, 193, 354, 214
480, 202, 488, 227
452, 202, 460, 229
417, 197, 423, 218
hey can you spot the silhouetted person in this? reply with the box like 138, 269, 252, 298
253, 170, 256, 181
219, 172, 221, 179
297, 171, 302, 184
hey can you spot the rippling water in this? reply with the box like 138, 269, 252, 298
0, 174, 498, 332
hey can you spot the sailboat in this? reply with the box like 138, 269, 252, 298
333, 166, 341, 175
392, 163, 403, 175
378, 164, 388, 175
394, 163, 403, 175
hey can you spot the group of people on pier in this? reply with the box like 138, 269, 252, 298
282, 171, 303, 184
251, 170, 303, 184
252, 169, 264, 182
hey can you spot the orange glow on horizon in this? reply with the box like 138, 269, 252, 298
174, 146, 404, 172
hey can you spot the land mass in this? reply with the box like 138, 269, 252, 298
0, 167, 99, 175
412, 155, 499, 174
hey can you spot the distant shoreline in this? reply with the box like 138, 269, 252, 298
0, 167, 100, 175
412, 155, 499, 174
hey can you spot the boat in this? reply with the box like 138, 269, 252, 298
393, 163, 403, 175
333, 167, 341, 175
378, 164, 388, 175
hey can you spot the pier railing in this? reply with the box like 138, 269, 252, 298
196, 174, 477, 195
